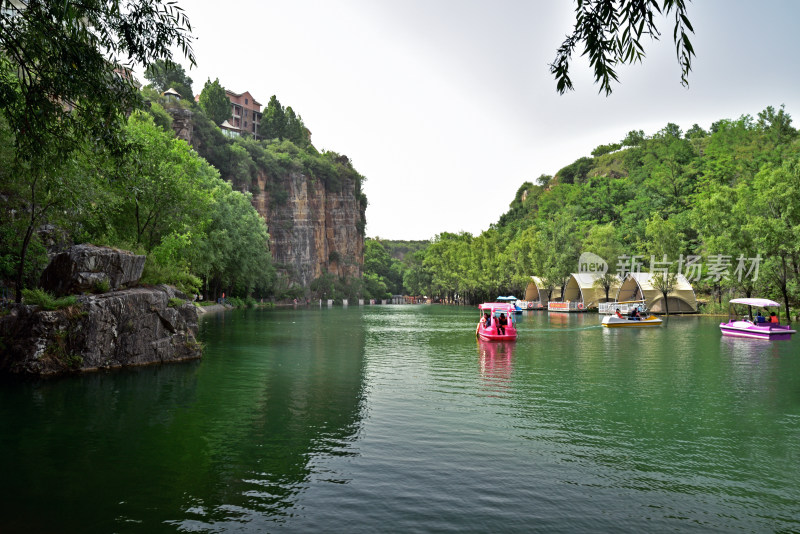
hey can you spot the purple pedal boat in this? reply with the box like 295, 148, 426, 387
719, 298, 796, 340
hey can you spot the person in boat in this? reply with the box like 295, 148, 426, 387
615, 308, 624, 319
756, 311, 766, 323
497, 313, 507, 335
770, 312, 779, 324
481, 312, 491, 328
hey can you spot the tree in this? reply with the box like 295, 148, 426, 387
110, 112, 213, 251
189, 183, 274, 299
143, 59, 194, 100
685, 124, 707, 139
531, 211, 582, 299
645, 214, 681, 315
259, 95, 286, 141
285, 106, 308, 146
552, 0, 694, 95
693, 183, 760, 301
556, 156, 593, 184
403, 249, 432, 297
646, 134, 697, 214
744, 158, 800, 322
591, 143, 622, 157
506, 226, 539, 294
583, 223, 624, 301
198, 78, 230, 125
622, 130, 646, 147
0, 0, 194, 302
756, 104, 797, 145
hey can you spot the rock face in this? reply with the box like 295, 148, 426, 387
0, 285, 201, 375
167, 107, 193, 144
40, 244, 146, 297
249, 169, 365, 286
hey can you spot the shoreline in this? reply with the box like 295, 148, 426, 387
196, 303, 233, 315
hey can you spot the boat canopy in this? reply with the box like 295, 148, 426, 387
729, 298, 781, 307
479, 303, 516, 313
496, 296, 518, 301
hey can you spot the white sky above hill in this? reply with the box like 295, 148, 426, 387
169, 0, 800, 240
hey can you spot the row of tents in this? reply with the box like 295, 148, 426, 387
524, 272, 698, 313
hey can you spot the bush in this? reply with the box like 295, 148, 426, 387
21, 288, 78, 310
140, 256, 201, 295
168, 297, 186, 308
227, 296, 246, 308
698, 298, 729, 315
92, 278, 111, 294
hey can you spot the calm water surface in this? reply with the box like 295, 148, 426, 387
1, 306, 799, 532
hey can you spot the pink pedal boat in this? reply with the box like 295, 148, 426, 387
476, 303, 518, 341
719, 298, 796, 340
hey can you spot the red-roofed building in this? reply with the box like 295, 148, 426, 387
224, 90, 261, 139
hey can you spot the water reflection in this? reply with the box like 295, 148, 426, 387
477, 340, 514, 391
172, 308, 368, 531
0, 308, 369, 533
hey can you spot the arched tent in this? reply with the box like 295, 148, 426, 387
562, 273, 621, 309
524, 276, 561, 307
616, 272, 698, 313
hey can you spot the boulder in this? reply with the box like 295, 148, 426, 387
40, 244, 146, 296
0, 285, 201, 375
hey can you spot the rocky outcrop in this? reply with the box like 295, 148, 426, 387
167, 107, 193, 144
40, 244, 146, 297
0, 285, 200, 376
248, 169, 364, 286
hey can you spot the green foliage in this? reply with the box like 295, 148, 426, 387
362, 239, 407, 297
187, 181, 275, 299
140, 257, 202, 296
87, 112, 217, 252
45, 330, 83, 370
309, 273, 365, 301
591, 143, 621, 157
259, 95, 286, 141
685, 124, 707, 139
21, 289, 78, 310
0, 10, 363, 306
147, 101, 175, 132
698, 298, 729, 315
258, 96, 309, 146
556, 157, 593, 184
552, 0, 694, 95
143, 59, 194, 100
93, 278, 111, 294
168, 298, 186, 308
198, 78, 229, 125
399, 105, 800, 313
0, 1, 194, 163
622, 130, 646, 147
0, 0, 193, 302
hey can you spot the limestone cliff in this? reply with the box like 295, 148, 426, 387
181, 110, 366, 288
248, 168, 364, 286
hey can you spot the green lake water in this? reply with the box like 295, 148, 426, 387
1, 305, 799, 533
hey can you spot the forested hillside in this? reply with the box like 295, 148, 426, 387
367, 105, 800, 316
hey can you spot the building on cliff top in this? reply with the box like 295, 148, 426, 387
225, 90, 262, 139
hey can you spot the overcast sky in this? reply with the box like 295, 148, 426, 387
174, 0, 800, 240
